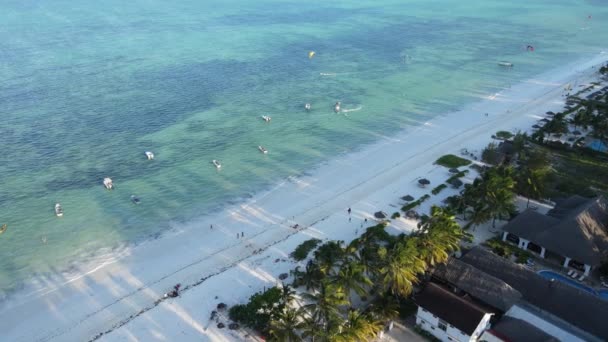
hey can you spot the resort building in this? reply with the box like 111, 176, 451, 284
414, 282, 494, 342
479, 316, 558, 342
501, 195, 608, 276
449, 247, 608, 341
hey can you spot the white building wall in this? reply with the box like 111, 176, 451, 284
415, 306, 489, 342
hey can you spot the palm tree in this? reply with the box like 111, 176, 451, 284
379, 237, 427, 297
303, 281, 348, 338
332, 260, 372, 305
367, 293, 399, 322
417, 206, 465, 266
268, 307, 303, 342
332, 310, 383, 342
314, 241, 346, 276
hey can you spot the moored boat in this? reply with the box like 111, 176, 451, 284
131, 195, 141, 204
145, 151, 155, 160
0, 224, 7, 235
305, 103, 311, 111
334, 101, 341, 113
258, 146, 268, 154
55, 203, 63, 217
261, 115, 271, 122
212, 160, 222, 169
103, 177, 114, 190
498, 61, 514, 67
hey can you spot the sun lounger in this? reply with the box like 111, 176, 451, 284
567, 270, 574, 276
578, 275, 586, 282
570, 271, 578, 278
601, 282, 608, 288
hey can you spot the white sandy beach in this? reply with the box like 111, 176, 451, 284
1, 53, 607, 342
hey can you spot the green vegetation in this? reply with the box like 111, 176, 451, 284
435, 154, 471, 168
290, 238, 322, 261
481, 142, 501, 165
401, 194, 431, 211
544, 146, 608, 198
431, 184, 447, 195
230, 208, 467, 341
495, 131, 514, 140
484, 238, 532, 264
445, 170, 468, 184
391, 212, 401, 219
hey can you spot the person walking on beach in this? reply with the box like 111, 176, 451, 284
241, 232, 244, 238
237, 233, 239, 239
210, 224, 213, 230
347, 207, 351, 215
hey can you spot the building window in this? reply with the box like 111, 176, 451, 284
438, 319, 448, 331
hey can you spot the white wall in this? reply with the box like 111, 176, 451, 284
416, 306, 490, 342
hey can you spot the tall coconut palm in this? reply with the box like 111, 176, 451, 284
332, 260, 372, 305
332, 310, 383, 342
303, 281, 348, 337
268, 307, 303, 342
314, 241, 346, 276
379, 237, 427, 297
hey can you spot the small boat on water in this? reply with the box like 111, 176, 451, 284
305, 103, 311, 111
55, 203, 63, 217
145, 151, 155, 160
103, 177, 114, 190
261, 115, 271, 122
131, 195, 141, 204
498, 61, 514, 67
258, 146, 268, 154
212, 160, 222, 169
334, 101, 341, 113
0, 224, 7, 235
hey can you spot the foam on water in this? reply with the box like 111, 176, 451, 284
0, 0, 607, 300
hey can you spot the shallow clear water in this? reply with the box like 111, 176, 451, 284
1, 0, 607, 299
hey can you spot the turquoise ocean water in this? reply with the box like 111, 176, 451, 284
0, 0, 607, 300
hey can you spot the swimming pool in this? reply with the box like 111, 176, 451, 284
599, 289, 608, 300
537, 270, 597, 296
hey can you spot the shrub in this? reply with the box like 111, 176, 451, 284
391, 212, 401, 219
290, 238, 321, 261
496, 131, 514, 140
401, 195, 430, 211
482, 142, 502, 165
431, 184, 447, 195
435, 154, 472, 168
228, 287, 283, 334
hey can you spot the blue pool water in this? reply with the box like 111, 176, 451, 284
538, 270, 603, 298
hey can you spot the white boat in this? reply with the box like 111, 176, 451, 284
145, 151, 154, 160
334, 101, 341, 113
261, 115, 271, 122
55, 203, 63, 217
305, 103, 311, 111
103, 177, 114, 190
258, 146, 268, 154
212, 160, 222, 169
498, 61, 513, 67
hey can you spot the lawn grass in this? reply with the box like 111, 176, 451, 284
541, 146, 608, 198
435, 154, 471, 168
495, 131, 514, 140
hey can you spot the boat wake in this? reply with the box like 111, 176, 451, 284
341, 105, 363, 113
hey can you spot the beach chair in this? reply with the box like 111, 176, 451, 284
601, 281, 608, 288
578, 275, 586, 282
570, 271, 578, 279
567, 270, 574, 277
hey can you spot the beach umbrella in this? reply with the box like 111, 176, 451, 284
546, 111, 555, 116
406, 210, 419, 219
418, 178, 431, 186
401, 195, 415, 201
572, 130, 582, 135
217, 303, 227, 310
532, 124, 541, 129
540, 118, 550, 122
449, 168, 460, 174
449, 178, 464, 188
374, 211, 388, 219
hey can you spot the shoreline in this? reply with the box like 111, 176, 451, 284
1, 52, 607, 342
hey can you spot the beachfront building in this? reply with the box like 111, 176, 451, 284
414, 282, 494, 342
479, 317, 558, 342
501, 196, 608, 276
444, 247, 608, 341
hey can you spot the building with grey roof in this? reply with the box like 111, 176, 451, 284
501, 196, 608, 275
